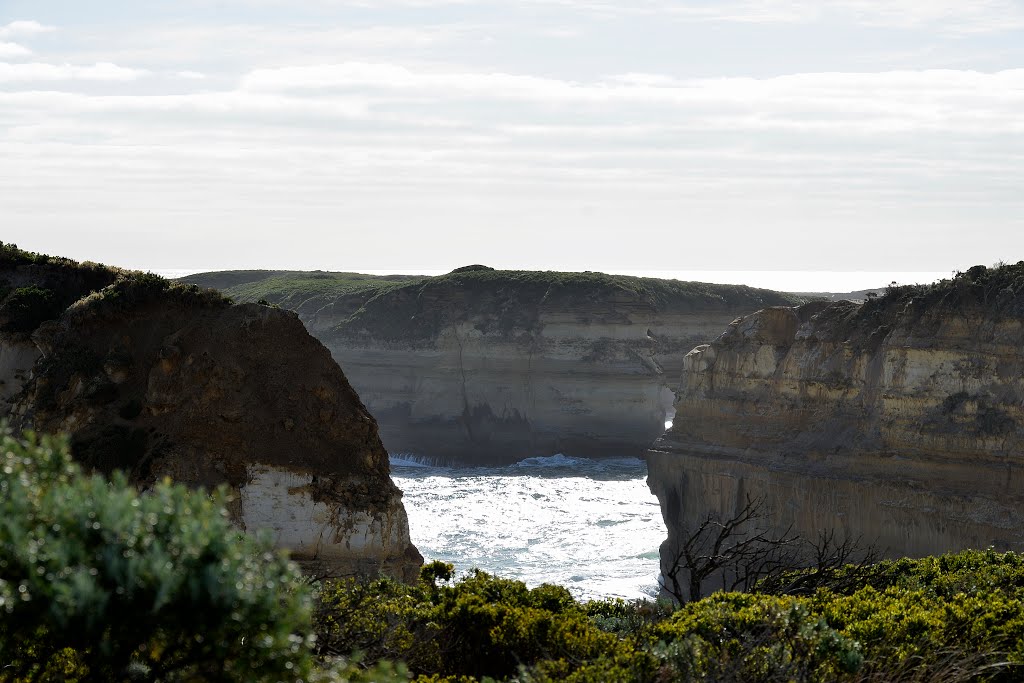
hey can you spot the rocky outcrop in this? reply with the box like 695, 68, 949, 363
648, 265, 1024, 586
2, 245, 421, 581
191, 269, 802, 464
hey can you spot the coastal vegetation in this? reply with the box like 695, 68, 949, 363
182, 266, 806, 342
814, 261, 1024, 349
0, 242, 229, 339
2, 429, 1021, 682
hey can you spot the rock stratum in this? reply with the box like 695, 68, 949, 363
0, 244, 421, 581
184, 266, 803, 463
648, 263, 1024, 583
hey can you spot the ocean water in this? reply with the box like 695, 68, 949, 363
390, 454, 666, 602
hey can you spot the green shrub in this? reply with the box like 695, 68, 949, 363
0, 429, 316, 682
1, 285, 63, 334
315, 567, 637, 682
656, 592, 863, 682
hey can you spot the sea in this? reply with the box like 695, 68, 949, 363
389, 453, 666, 602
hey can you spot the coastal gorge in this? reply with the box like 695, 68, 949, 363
188, 263, 1024, 579
0, 244, 421, 582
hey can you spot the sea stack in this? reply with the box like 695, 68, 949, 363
1, 244, 422, 581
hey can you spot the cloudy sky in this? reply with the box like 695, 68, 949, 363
1, 1, 1023, 279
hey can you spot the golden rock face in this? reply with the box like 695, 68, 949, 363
648, 298, 1024, 587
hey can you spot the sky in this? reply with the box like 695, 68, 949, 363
1, 1, 1023, 283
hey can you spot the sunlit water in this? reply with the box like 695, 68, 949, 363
390, 454, 665, 602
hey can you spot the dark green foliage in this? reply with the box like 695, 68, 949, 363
1, 286, 62, 333
315, 564, 639, 682
313, 550, 1024, 682
873, 262, 1024, 316
0, 242, 58, 267
0, 243, 228, 340
0, 429, 317, 682
449, 265, 495, 274
72, 272, 231, 321
815, 262, 1024, 351
656, 593, 863, 682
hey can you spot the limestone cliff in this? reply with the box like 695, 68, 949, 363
2, 244, 421, 581
186, 267, 803, 463
648, 264, 1024, 584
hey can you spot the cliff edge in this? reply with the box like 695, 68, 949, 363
1, 244, 421, 581
648, 263, 1024, 586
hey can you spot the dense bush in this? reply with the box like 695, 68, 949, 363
0, 429, 316, 682
68, 272, 232, 322
313, 551, 1024, 682
655, 592, 862, 682
315, 563, 637, 682
0, 285, 63, 334
813, 261, 1024, 351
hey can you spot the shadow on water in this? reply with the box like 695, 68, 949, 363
390, 453, 649, 483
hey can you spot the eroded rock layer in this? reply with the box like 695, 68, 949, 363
648, 266, 1024, 583
2, 246, 421, 581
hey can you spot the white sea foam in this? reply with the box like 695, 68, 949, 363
391, 455, 665, 601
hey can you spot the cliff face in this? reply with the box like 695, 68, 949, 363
648, 266, 1024, 584
3, 246, 421, 581
313, 306, 739, 464
191, 268, 802, 463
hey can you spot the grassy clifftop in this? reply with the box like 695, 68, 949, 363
182, 270, 425, 319
810, 261, 1024, 350
181, 266, 807, 342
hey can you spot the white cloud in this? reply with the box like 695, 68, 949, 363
0, 20, 56, 39
69, 23, 481, 67
197, 0, 1024, 32
176, 70, 208, 79
236, 63, 1024, 134
0, 61, 150, 82
829, 0, 1024, 32
240, 62, 585, 98
0, 42, 31, 58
